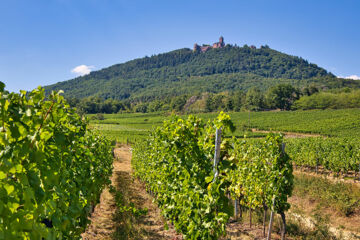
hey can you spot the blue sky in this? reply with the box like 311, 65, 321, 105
1, 0, 359, 92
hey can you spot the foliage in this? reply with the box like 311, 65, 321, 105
205, 93, 226, 112
293, 89, 360, 110
44, 45, 350, 103
0, 86, 113, 239
91, 113, 105, 120
265, 84, 300, 110
293, 173, 360, 216
72, 96, 127, 114
132, 113, 235, 239
66, 84, 360, 114
132, 112, 293, 239
227, 134, 294, 213
245, 87, 264, 111
287, 137, 360, 175
222, 109, 360, 138
87, 108, 360, 145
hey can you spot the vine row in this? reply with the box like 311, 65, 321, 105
132, 112, 293, 239
287, 137, 360, 176
0, 86, 113, 239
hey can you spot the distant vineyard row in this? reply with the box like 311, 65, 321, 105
0, 86, 113, 239
88, 109, 360, 145
287, 137, 360, 176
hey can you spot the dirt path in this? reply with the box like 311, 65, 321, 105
82, 146, 181, 240
288, 196, 360, 239
251, 128, 323, 138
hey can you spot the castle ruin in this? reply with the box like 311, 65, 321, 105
193, 36, 225, 53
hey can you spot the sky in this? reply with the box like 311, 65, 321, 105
1, 0, 359, 93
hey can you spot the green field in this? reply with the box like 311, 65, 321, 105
89, 108, 360, 143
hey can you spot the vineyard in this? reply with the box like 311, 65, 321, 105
89, 108, 360, 143
0, 86, 113, 239
132, 112, 294, 239
1, 83, 359, 239
287, 137, 360, 177
91, 111, 360, 181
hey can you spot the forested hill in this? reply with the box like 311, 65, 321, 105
45, 44, 356, 101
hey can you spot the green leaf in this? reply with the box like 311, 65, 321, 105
205, 176, 213, 183
4, 184, 14, 195
0, 171, 6, 179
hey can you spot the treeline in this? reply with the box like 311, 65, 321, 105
204, 86, 360, 111
66, 97, 129, 114
292, 89, 360, 110
67, 84, 360, 114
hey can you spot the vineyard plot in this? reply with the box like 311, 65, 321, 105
287, 137, 360, 179
132, 112, 294, 240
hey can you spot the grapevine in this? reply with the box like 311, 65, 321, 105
0, 86, 113, 239
287, 137, 360, 176
133, 112, 294, 239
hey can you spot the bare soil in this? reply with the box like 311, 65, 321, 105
82, 145, 181, 240
289, 184, 360, 238
251, 128, 323, 138
224, 221, 281, 240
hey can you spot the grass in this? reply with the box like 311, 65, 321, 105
293, 173, 360, 217
282, 213, 338, 240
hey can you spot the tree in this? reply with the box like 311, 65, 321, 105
170, 95, 187, 112
205, 94, 215, 112
135, 102, 148, 113
78, 97, 102, 113
245, 87, 264, 111
0, 81, 4, 91
233, 90, 245, 111
148, 100, 163, 112
265, 84, 300, 110
302, 85, 319, 96
224, 97, 234, 111
213, 94, 225, 110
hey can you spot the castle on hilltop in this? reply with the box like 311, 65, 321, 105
193, 36, 225, 52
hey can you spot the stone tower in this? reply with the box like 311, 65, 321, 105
193, 43, 199, 52
219, 36, 224, 44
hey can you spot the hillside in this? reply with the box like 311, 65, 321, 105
45, 42, 359, 101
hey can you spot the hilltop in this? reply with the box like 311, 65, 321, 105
45, 37, 359, 102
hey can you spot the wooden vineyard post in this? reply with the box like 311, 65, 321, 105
280, 143, 286, 240
282, 142, 286, 155
267, 143, 286, 240
213, 128, 222, 182
280, 212, 286, 240
263, 203, 268, 237
266, 197, 275, 240
234, 198, 238, 221
249, 208, 252, 228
